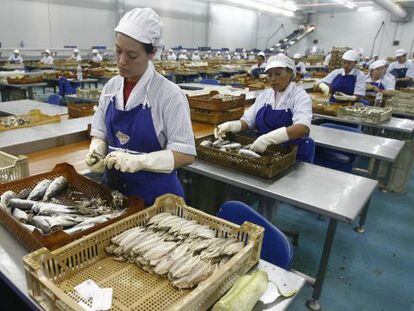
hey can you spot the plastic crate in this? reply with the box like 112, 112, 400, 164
0, 151, 29, 183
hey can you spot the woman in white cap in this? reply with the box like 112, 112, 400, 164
233, 52, 241, 61
224, 51, 232, 61
39, 49, 54, 65
68, 48, 82, 62
293, 53, 307, 76
85, 8, 195, 206
8, 50, 23, 64
167, 49, 177, 61
387, 49, 414, 88
318, 50, 366, 103
203, 50, 212, 60
91, 49, 103, 63
366, 60, 395, 92
191, 50, 201, 61
178, 50, 188, 61
249, 52, 267, 78
215, 53, 314, 162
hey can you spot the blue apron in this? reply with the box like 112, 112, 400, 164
369, 81, 385, 91
390, 67, 414, 88
252, 67, 265, 78
255, 104, 314, 163
330, 72, 370, 105
103, 96, 184, 206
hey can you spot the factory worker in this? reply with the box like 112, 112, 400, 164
233, 52, 241, 60
249, 52, 267, 78
86, 8, 196, 206
224, 51, 231, 61
387, 49, 414, 88
92, 49, 103, 63
323, 52, 331, 67
248, 51, 256, 61
293, 53, 307, 75
241, 49, 247, 60
366, 60, 395, 91
319, 50, 366, 103
191, 50, 201, 61
39, 49, 54, 65
8, 49, 23, 64
203, 50, 212, 60
215, 51, 223, 59
359, 56, 370, 69
68, 48, 82, 62
178, 49, 188, 61
167, 49, 177, 61
214, 53, 314, 163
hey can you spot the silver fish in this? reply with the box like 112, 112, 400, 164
213, 139, 230, 147
238, 149, 261, 158
32, 202, 75, 215
200, 140, 212, 147
154, 244, 190, 275
219, 143, 242, 149
17, 188, 31, 199
43, 176, 68, 201
12, 208, 29, 223
172, 261, 213, 289
8, 198, 38, 211
22, 223, 37, 232
111, 191, 124, 209
30, 215, 55, 234
0, 190, 16, 211
27, 179, 52, 201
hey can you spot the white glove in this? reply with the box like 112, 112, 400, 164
85, 137, 107, 174
214, 120, 242, 139
333, 92, 357, 102
250, 127, 290, 153
259, 74, 267, 79
319, 83, 330, 97
105, 150, 175, 174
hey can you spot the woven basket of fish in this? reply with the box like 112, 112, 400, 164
190, 106, 245, 125
196, 133, 297, 179
0, 151, 29, 183
0, 163, 144, 251
0, 109, 61, 132
188, 91, 246, 112
7, 75, 44, 84
337, 106, 393, 124
23, 193, 264, 311
384, 96, 414, 114
68, 103, 96, 119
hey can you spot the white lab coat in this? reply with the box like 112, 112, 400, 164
366, 75, 395, 90
40, 56, 54, 65
321, 68, 367, 96
248, 54, 256, 61
295, 61, 307, 74
8, 55, 23, 64
387, 61, 414, 79
224, 54, 231, 61
323, 54, 331, 66
92, 54, 103, 63
178, 54, 188, 61
68, 54, 82, 62
249, 62, 267, 75
191, 54, 201, 61
167, 53, 177, 61
233, 54, 241, 60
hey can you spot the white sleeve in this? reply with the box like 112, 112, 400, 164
321, 70, 339, 85
384, 75, 395, 90
163, 91, 196, 156
406, 63, 414, 79
354, 72, 366, 96
241, 92, 268, 129
387, 62, 396, 75
90, 84, 110, 140
8, 56, 13, 61
291, 91, 312, 128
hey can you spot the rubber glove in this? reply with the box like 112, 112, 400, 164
214, 120, 242, 140
319, 83, 330, 97
333, 92, 357, 101
105, 150, 174, 174
249, 127, 290, 153
85, 137, 107, 174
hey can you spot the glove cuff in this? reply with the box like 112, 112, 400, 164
263, 127, 290, 145
142, 150, 175, 174
229, 121, 242, 133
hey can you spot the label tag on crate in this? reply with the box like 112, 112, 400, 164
92, 288, 113, 311
74, 279, 100, 300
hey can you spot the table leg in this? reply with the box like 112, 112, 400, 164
355, 197, 371, 233
27, 86, 34, 99
306, 218, 337, 311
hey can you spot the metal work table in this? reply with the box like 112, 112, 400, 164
0, 82, 48, 100
183, 160, 378, 309
0, 225, 304, 311
0, 116, 91, 155
64, 94, 99, 104
0, 99, 68, 116
44, 78, 99, 91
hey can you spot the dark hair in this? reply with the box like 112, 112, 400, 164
142, 42, 155, 54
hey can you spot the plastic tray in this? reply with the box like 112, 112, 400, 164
190, 106, 244, 125
23, 194, 264, 311
0, 109, 61, 132
188, 91, 245, 111
0, 151, 29, 183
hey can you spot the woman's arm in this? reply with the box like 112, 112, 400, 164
172, 151, 194, 168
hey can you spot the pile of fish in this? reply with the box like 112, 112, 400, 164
106, 212, 245, 289
210, 93, 238, 102
0, 176, 125, 235
200, 139, 262, 159
0, 115, 31, 128
344, 106, 388, 115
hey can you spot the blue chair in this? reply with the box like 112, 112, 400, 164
217, 201, 294, 270
47, 94, 62, 106
313, 123, 361, 173
199, 79, 219, 85
58, 76, 80, 97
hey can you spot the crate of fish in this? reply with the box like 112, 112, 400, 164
196, 133, 297, 179
23, 194, 264, 311
188, 91, 245, 112
0, 163, 144, 251
0, 109, 61, 132
7, 75, 44, 85
384, 97, 414, 114
0, 151, 29, 183
190, 106, 245, 125
68, 103, 96, 119
337, 106, 393, 124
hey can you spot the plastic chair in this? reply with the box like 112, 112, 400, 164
47, 94, 62, 106
217, 201, 294, 270
199, 79, 219, 85
58, 76, 80, 97
313, 123, 362, 173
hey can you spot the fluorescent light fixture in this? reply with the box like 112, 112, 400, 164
221, 0, 295, 16
357, 6, 374, 11
333, 0, 356, 9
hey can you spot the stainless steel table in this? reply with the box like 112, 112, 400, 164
183, 160, 378, 310
0, 99, 68, 116
64, 94, 99, 104
0, 82, 48, 100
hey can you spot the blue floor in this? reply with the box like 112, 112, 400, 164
268, 170, 414, 310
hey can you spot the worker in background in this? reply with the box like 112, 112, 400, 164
249, 51, 267, 78
248, 51, 256, 61
214, 53, 314, 163
323, 51, 331, 67
215, 51, 223, 59
203, 50, 212, 60
359, 56, 371, 69
91, 49, 103, 63
366, 60, 395, 91
39, 49, 54, 65
178, 49, 188, 61
224, 51, 231, 61
387, 49, 414, 89
293, 53, 307, 76
8, 49, 23, 64
167, 49, 177, 61
191, 50, 201, 61
233, 52, 241, 60
86, 8, 195, 206
241, 49, 247, 60
319, 50, 366, 103
68, 48, 82, 62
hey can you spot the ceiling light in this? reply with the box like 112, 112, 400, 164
357, 6, 374, 11
223, 0, 295, 16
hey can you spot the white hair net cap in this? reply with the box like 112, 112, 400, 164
74, 48, 79, 53
257, 51, 266, 57
265, 53, 296, 78
395, 49, 407, 57
44, 49, 51, 54
92, 49, 99, 53
342, 50, 359, 62
369, 60, 386, 71
13, 49, 20, 54
115, 8, 162, 48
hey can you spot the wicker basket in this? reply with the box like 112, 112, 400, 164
7, 75, 43, 84
188, 91, 245, 112
0, 151, 29, 183
68, 103, 96, 118
196, 133, 297, 179
0, 163, 144, 251
384, 97, 414, 114
337, 106, 393, 124
190, 106, 244, 125
0, 109, 61, 132
23, 194, 264, 311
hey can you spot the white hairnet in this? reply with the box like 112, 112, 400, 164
265, 53, 296, 78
